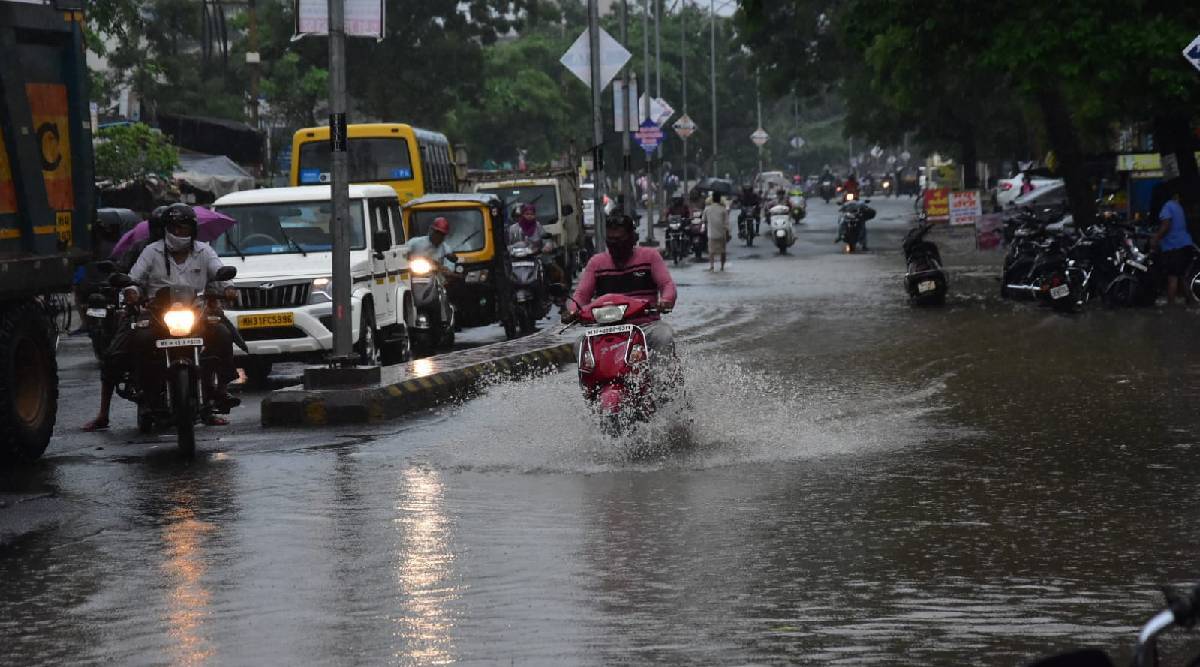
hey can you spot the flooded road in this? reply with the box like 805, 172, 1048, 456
4, 197, 1200, 665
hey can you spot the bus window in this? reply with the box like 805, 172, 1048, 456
298, 137, 414, 185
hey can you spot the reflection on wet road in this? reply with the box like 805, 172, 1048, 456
4, 197, 1200, 664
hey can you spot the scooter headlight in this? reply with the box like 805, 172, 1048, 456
592, 304, 627, 324
164, 306, 196, 337
410, 258, 434, 276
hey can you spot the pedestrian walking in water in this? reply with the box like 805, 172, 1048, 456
704, 193, 729, 271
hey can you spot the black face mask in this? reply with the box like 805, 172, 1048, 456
608, 236, 636, 263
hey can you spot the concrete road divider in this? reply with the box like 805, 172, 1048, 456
261, 330, 574, 426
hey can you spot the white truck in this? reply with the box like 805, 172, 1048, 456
469, 170, 585, 276
211, 185, 414, 383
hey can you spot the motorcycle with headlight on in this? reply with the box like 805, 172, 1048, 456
407, 254, 456, 356
109, 265, 238, 457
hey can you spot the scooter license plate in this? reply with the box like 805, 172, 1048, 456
511, 261, 537, 268
86, 308, 108, 318
585, 324, 634, 337
918, 280, 937, 293
156, 337, 204, 349
1050, 284, 1070, 299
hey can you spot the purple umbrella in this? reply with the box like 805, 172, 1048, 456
109, 206, 237, 258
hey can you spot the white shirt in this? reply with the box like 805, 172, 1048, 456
703, 203, 728, 239
129, 240, 229, 298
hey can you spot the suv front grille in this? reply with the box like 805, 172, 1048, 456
235, 283, 310, 310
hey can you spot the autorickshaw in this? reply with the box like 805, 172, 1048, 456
402, 194, 518, 337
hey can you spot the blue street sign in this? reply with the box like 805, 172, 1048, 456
634, 119, 663, 154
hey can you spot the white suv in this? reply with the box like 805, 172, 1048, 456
211, 185, 414, 383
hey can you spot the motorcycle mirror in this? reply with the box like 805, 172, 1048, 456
107, 272, 134, 288
372, 230, 391, 257
215, 266, 238, 281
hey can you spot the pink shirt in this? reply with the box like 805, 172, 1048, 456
571, 246, 677, 318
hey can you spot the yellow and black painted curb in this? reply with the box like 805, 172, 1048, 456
261, 342, 575, 427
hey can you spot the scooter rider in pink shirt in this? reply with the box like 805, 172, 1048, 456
564, 213, 677, 355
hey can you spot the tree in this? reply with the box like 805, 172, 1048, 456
94, 123, 180, 183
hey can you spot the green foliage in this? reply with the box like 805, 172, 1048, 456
93, 123, 180, 183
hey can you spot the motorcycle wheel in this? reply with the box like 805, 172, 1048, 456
502, 318, 518, 340
1190, 270, 1200, 303
517, 305, 536, 336
693, 245, 703, 260
777, 242, 786, 255
170, 365, 195, 458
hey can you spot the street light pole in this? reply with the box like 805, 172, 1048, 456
680, 4, 687, 192
654, 0, 663, 218
327, 0, 353, 365
756, 68, 763, 177
588, 0, 607, 252
641, 0, 657, 245
710, 0, 717, 178
620, 0, 631, 209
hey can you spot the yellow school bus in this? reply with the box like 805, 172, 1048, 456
289, 123, 456, 203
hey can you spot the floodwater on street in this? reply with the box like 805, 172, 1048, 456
4, 197, 1200, 665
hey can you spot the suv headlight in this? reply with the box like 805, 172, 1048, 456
308, 277, 334, 305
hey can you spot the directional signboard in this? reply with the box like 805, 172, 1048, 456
750, 127, 769, 147
674, 114, 696, 140
638, 94, 675, 126
1185, 34, 1200, 73
635, 119, 664, 155
789, 136, 805, 150
560, 27, 632, 90
870, 145, 884, 158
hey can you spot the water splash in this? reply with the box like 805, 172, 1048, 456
419, 346, 949, 475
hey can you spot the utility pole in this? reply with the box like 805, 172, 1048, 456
620, 0, 631, 209
756, 68, 762, 177
654, 0, 663, 218
588, 0, 607, 252
641, 0, 657, 245
680, 4, 687, 192
246, 0, 263, 179
327, 0, 352, 364
710, 0, 718, 178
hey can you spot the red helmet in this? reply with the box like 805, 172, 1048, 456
431, 217, 450, 235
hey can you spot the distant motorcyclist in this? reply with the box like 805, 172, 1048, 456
566, 214, 677, 355
843, 173, 860, 199
666, 196, 691, 220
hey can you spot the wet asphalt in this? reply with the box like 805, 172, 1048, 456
3, 196, 1200, 665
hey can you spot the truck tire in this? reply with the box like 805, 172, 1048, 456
0, 302, 57, 462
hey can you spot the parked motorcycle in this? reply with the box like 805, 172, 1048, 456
666, 214, 690, 265
1028, 582, 1200, 667
767, 204, 796, 255
109, 265, 238, 457
838, 194, 875, 253
560, 292, 676, 434
408, 255, 457, 353
902, 222, 947, 305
